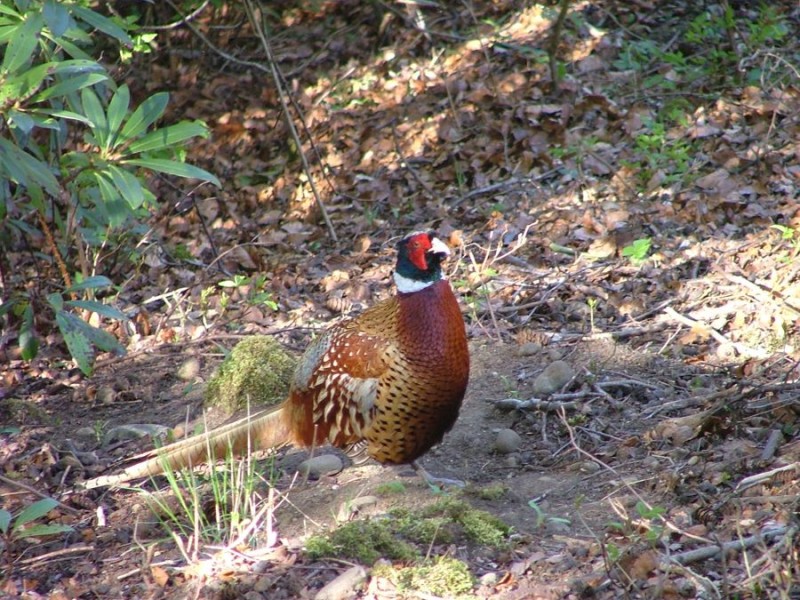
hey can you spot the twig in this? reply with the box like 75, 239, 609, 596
0, 474, 80, 515
493, 397, 579, 412
547, 0, 572, 92
144, 0, 211, 31
646, 381, 800, 417
244, 1, 337, 242
16, 544, 93, 566
664, 525, 790, 567
662, 306, 768, 358
453, 170, 559, 206
734, 462, 800, 494
724, 273, 800, 318
759, 429, 784, 462
390, 120, 435, 197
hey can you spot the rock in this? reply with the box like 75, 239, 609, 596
314, 566, 368, 600
337, 495, 379, 521
177, 357, 201, 381
517, 342, 542, 357
96, 386, 116, 404
494, 429, 522, 454
298, 454, 343, 478
532, 360, 575, 395
102, 424, 170, 446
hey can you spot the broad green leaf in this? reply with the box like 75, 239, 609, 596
0, 138, 60, 195
43, 0, 71, 37
0, 5, 21, 18
107, 164, 145, 209
14, 498, 58, 529
81, 87, 107, 145
0, 509, 12, 535
32, 72, 108, 103
73, 318, 124, 355
33, 108, 93, 125
126, 121, 208, 154
65, 275, 113, 292
123, 158, 220, 187
47, 292, 64, 311
0, 25, 18, 45
22, 112, 61, 131
0, 62, 51, 103
70, 5, 132, 47
51, 36, 92, 61
14, 523, 74, 539
9, 110, 35, 135
65, 300, 127, 321
1, 12, 43, 73
105, 84, 130, 150
56, 311, 94, 374
118, 92, 168, 142
51, 59, 106, 76
20, 304, 38, 360
94, 171, 121, 210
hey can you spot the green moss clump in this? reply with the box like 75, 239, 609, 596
204, 336, 297, 413
470, 483, 508, 501
421, 497, 512, 548
374, 557, 474, 597
375, 481, 406, 496
391, 507, 455, 545
306, 520, 418, 565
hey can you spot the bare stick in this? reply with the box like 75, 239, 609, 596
243, 1, 338, 242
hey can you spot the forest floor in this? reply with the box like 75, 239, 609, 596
3, 1, 800, 598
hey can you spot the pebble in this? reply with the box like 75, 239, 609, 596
298, 454, 343, 478
517, 342, 542, 357
314, 566, 368, 600
177, 357, 201, 381
532, 360, 575, 395
494, 429, 522, 454
337, 495, 379, 521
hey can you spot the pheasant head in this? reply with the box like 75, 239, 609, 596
394, 231, 452, 293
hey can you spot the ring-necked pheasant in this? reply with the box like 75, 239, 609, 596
85, 231, 470, 488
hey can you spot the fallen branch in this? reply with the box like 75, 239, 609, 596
664, 524, 791, 567
493, 396, 584, 412
662, 306, 768, 359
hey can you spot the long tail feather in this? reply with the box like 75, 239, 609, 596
83, 403, 291, 488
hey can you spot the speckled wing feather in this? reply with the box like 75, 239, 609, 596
286, 298, 400, 450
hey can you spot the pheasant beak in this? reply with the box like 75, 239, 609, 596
429, 236, 451, 259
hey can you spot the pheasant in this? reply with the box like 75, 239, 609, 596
85, 231, 470, 488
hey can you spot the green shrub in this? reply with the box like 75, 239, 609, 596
0, 0, 219, 374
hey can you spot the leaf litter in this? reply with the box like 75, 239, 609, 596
2, 0, 800, 597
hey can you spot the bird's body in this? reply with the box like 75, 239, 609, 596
85, 232, 469, 488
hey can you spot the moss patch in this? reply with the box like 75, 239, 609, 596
374, 557, 474, 597
306, 520, 418, 565
416, 497, 512, 548
305, 496, 512, 568
204, 336, 296, 413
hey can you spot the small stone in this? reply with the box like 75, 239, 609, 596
494, 429, 522, 454
177, 357, 201, 381
532, 360, 575, 395
337, 496, 379, 521
314, 566, 368, 600
96, 386, 116, 404
480, 572, 499, 586
298, 454, 343, 478
102, 424, 169, 446
504, 454, 519, 468
517, 342, 542, 357
74, 427, 98, 444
